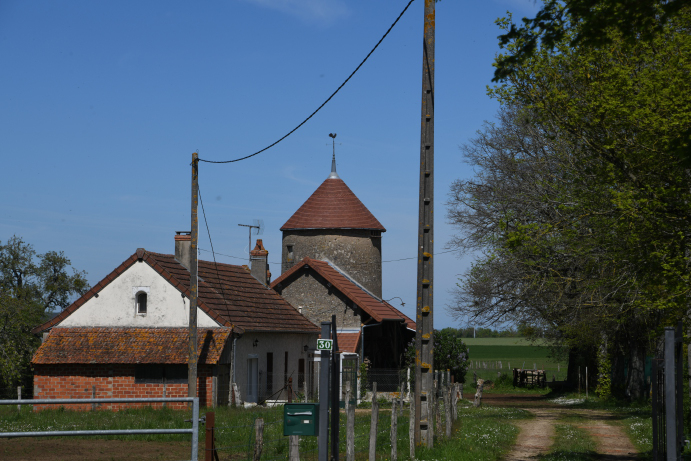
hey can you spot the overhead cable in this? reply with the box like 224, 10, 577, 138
198, 247, 456, 266
198, 0, 416, 164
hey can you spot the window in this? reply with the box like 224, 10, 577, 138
133, 286, 150, 315
136, 292, 147, 314
267, 353, 273, 396
134, 365, 187, 384
287, 245, 294, 262
284, 351, 289, 387
298, 358, 305, 390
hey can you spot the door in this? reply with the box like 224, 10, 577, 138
247, 357, 259, 403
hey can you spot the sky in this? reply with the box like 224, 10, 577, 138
0, 0, 540, 330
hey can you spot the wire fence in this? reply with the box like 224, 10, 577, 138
209, 379, 462, 461
467, 359, 568, 385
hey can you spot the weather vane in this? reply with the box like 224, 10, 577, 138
328, 133, 339, 179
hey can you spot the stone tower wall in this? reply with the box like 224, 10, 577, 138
275, 270, 362, 329
281, 229, 382, 298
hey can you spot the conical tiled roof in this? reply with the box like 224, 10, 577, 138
281, 177, 386, 231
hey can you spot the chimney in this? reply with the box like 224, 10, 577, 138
250, 239, 270, 286
175, 231, 192, 270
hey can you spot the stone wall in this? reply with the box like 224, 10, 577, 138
281, 229, 382, 298
33, 364, 214, 410
276, 270, 362, 329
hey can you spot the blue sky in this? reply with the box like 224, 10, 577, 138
0, 0, 539, 330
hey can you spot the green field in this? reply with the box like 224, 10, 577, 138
461, 337, 546, 346
462, 337, 568, 381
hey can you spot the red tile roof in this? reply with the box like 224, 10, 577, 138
280, 178, 385, 231
271, 257, 415, 330
33, 249, 319, 335
336, 332, 361, 354
32, 328, 230, 365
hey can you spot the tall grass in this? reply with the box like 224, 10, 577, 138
0, 400, 531, 460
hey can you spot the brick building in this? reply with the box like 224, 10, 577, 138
274, 157, 414, 377
31, 235, 319, 409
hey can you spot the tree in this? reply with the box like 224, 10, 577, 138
405, 330, 470, 383
494, 0, 691, 81
0, 236, 88, 395
449, 5, 691, 398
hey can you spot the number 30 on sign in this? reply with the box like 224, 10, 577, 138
317, 339, 333, 351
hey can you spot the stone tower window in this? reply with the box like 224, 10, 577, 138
287, 245, 294, 262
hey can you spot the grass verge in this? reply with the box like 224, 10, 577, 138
537, 423, 598, 460
0, 401, 531, 460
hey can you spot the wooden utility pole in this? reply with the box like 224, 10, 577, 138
189, 152, 199, 398
415, 0, 435, 448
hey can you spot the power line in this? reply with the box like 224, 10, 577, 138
197, 247, 457, 266
197, 185, 232, 306
198, 0, 417, 164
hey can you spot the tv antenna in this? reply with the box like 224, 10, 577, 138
238, 219, 264, 262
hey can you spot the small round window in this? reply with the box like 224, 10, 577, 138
136, 292, 148, 314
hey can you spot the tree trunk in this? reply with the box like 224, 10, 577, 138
611, 351, 626, 397
626, 343, 646, 400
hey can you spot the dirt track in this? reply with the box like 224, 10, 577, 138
483, 394, 638, 460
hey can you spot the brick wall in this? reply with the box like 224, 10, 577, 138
33, 364, 213, 411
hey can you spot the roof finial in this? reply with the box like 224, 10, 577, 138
328, 133, 339, 179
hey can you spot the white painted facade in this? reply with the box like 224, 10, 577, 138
59, 261, 219, 328
234, 332, 318, 403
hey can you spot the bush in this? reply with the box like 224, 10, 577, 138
404, 329, 470, 383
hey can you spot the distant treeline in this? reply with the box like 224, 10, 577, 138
439, 326, 521, 338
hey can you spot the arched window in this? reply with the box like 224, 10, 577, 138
136, 291, 147, 314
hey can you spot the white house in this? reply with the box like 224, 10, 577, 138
31, 234, 319, 409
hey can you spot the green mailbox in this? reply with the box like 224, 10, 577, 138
283, 403, 319, 436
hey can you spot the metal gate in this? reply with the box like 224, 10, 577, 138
0, 397, 200, 461
652, 323, 684, 461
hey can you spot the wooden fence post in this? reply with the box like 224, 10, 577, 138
253, 418, 264, 461
455, 384, 460, 420
474, 379, 484, 407
390, 390, 398, 461
408, 389, 415, 459
205, 411, 220, 461
17, 386, 21, 412
427, 378, 435, 449
409, 388, 415, 459
369, 382, 379, 461
444, 384, 452, 438
289, 434, 299, 461
346, 381, 355, 461
435, 378, 442, 441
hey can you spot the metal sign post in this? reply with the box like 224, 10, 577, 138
330, 316, 340, 461
318, 322, 331, 461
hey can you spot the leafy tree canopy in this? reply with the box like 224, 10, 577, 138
448, 3, 691, 398
0, 236, 89, 394
494, 0, 691, 81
